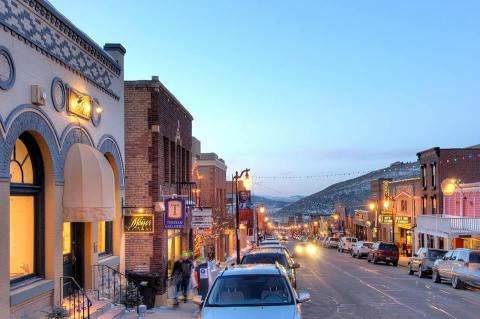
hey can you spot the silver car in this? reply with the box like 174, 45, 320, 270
193, 264, 310, 319
432, 248, 480, 289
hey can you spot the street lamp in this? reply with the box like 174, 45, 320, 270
234, 168, 251, 264
383, 196, 395, 244
369, 201, 378, 241
256, 205, 266, 244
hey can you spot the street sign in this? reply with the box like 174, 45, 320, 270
193, 229, 212, 235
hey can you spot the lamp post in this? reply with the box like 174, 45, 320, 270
234, 168, 251, 264
256, 205, 265, 244
369, 201, 378, 241
383, 196, 395, 244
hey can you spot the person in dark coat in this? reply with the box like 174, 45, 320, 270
180, 255, 194, 302
172, 257, 184, 305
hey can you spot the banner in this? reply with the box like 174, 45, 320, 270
164, 198, 186, 229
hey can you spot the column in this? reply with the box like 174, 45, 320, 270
0, 179, 10, 318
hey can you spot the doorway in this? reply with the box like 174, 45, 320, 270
63, 222, 84, 295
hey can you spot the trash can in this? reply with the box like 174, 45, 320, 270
127, 272, 160, 309
196, 262, 209, 300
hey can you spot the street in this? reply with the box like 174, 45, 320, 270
287, 242, 480, 319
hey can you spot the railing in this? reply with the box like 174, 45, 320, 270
92, 264, 141, 313
60, 276, 92, 319
416, 215, 480, 235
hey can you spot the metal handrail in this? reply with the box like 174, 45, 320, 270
60, 276, 92, 319
92, 264, 141, 313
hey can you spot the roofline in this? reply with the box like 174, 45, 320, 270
36, 0, 122, 72
125, 79, 194, 120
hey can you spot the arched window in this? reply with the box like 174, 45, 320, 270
9, 133, 44, 282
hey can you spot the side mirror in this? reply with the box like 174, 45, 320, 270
192, 295, 203, 306
291, 262, 301, 269
297, 291, 311, 303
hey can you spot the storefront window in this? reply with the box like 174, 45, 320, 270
97, 221, 112, 256
10, 196, 34, 280
167, 230, 182, 275
9, 134, 44, 282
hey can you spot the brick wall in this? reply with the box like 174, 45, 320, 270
124, 80, 193, 294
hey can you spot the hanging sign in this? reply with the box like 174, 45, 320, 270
379, 215, 393, 224
68, 88, 92, 119
124, 214, 154, 233
192, 208, 213, 228
164, 198, 186, 229
395, 216, 410, 224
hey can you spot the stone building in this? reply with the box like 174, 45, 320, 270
124, 76, 194, 304
0, 0, 126, 317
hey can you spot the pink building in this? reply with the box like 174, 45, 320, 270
444, 182, 480, 218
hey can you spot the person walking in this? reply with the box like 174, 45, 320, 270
171, 256, 183, 306
180, 253, 194, 302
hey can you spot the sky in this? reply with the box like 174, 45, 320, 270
50, 0, 480, 197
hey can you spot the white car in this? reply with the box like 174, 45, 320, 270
325, 237, 340, 249
350, 241, 373, 259
193, 264, 310, 319
338, 237, 357, 253
259, 239, 280, 246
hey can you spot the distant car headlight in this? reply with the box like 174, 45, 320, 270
296, 245, 304, 254
307, 245, 317, 255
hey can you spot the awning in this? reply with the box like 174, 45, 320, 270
63, 143, 114, 222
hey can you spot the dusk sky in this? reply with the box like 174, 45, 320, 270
51, 0, 480, 197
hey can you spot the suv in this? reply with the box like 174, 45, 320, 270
338, 237, 357, 253
193, 264, 311, 319
408, 248, 446, 278
241, 250, 300, 288
325, 237, 340, 249
432, 248, 480, 289
351, 241, 373, 259
367, 242, 399, 266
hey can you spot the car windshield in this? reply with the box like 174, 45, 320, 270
364, 243, 373, 248
242, 254, 288, 268
470, 252, 480, 263
330, 238, 339, 241
428, 250, 446, 260
379, 244, 398, 251
206, 275, 294, 307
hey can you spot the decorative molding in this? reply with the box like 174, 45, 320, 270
98, 134, 125, 188
51, 77, 66, 111
0, 0, 121, 99
91, 98, 102, 127
0, 45, 15, 90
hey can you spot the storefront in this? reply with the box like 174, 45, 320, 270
0, 1, 125, 317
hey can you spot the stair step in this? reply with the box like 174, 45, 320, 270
97, 304, 126, 319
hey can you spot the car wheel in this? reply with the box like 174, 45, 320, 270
367, 255, 371, 263
356, 253, 361, 259
408, 263, 414, 275
432, 270, 441, 283
392, 261, 398, 267
373, 256, 378, 264
418, 265, 425, 278
452, 276, 464, 290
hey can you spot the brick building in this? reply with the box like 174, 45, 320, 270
194, 153, 228, 260
124, 76, 194, 302
416, 147, 480, 250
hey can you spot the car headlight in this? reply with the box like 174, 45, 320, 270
296, 245, 304, 254
307, 245, 317, 255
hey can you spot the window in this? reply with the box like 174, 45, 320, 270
163, 137, 170, 183
432, 196, 437, 214
422, 196, 427, 214
431, 162, 436, 187
97, 221, 113, 256
401, 200, 407, 212
9, 134, 44, 282
421, 165, 427, 188
63, 222, 72, 255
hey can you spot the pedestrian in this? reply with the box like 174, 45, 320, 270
171, 256, 183, 306
181, 252, 194, 302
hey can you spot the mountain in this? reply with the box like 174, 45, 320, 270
276, 161, 420, 217
251, 195, 304, 214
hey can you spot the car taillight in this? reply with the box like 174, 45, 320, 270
465, 262, 469, 267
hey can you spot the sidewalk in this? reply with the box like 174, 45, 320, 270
122, 302, 198, 319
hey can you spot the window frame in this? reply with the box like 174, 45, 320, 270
98, 221, 113, 257
9, 133, 45, 284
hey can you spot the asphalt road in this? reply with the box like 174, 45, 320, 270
286, 241, 480, 319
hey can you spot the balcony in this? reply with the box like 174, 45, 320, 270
416, 215, 480, 237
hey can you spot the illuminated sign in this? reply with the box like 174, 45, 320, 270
164, 198, 186, 229
68, 88, 91, 119
379, 215, 393, 224
395, 216, 410, 224
124, 214, 154, 233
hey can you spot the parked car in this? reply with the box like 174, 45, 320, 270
432, 248, 480, 289
408, 248, 446, 278
351, 241, 373, 259
241, 250, 300, 288
260, 239, 280, 246
325, 237, 340, 249
193, 264, 311, 319
367, 242, 399, 266
338, 237, 357, 253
